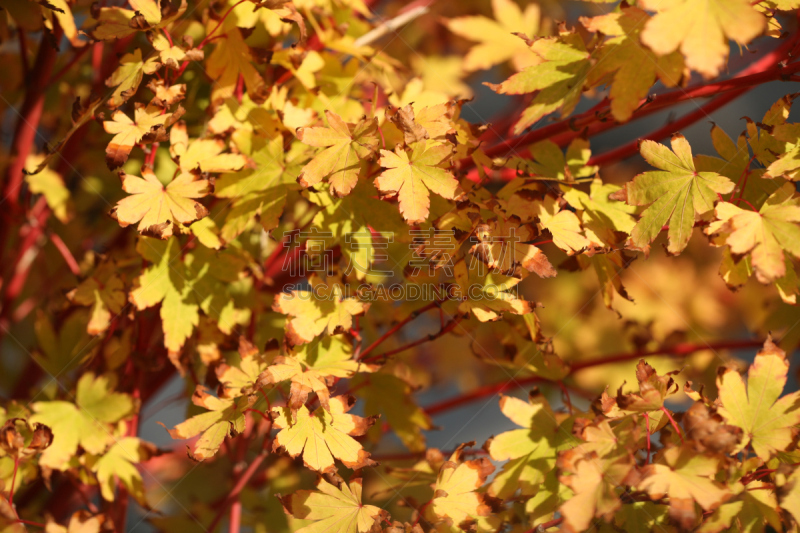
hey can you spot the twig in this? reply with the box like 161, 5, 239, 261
362, 314, 462, 363
422, 338, 764, 416
48, 232, 80, 276
359, 300, 442, 360
460, 33, 800, 175
198, 0, 247, 50
353, 4, 430, 47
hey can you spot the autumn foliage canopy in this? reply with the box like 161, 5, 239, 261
5, 0, 800, 532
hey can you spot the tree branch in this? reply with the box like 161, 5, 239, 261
461, 31, 800, 175
362, 315, 463, 363
358, 300, 442, 360
423, 338, 765, 416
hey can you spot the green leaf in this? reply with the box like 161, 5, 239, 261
296, 110, 379, 197
279, 477, 385, 533
130, 237, 200, 355
30, 373, 133, 469
216, 136, 304, 242
717, 338, 800, 460
582, 7, 683, 122
487, 393, 558, 499
164, 387, 251, 461
624, 134, 734, 254
91, 437, 157, 505
487, 33, 591, 135
105, 48, 161, 109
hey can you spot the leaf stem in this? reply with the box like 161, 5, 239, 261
660, 406, 684, 444
198, 0, 247, 50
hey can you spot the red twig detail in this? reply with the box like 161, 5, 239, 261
460, 33, 800, 175
362, 314, 462, 363
660, 406, 684, 444
423, 339, 764, 416
48, 232, 81, 276
359, 300, 442, 360
198, 0, 247, 50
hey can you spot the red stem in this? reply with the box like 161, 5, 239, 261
660, 406, 685, 444
530, 517, 563, 532
206, 421, 271, 533
198, 0, 247, 49
569, 338, 764, 372
363, 315, 463, 363
206, 454, 266, 532
461, 33, 800, 174
3, 28, 62, 214
48, 232, 81, 276
423, 338, 764, 416
586, 89, 748, 168
229, 501, 242, 533
359, 300, 442, 360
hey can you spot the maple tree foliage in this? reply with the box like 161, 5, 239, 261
8, 0, 800, 532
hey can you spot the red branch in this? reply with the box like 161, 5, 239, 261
530, 517, 563, 532
460, 31, 800, 174
3, 27, 62, 214
362, 315, 464, 363
48, 232, 80, 276
358, 300, 442, 360
423, 338, 765, 416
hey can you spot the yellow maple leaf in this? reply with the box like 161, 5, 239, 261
717, 337, 800, 460
103, 105, 180, 170
638, 446, 730, 530
376, 141, 463, 224
639, 0, 765, 78
469, 218, 556, 278
111, 167, 211, 239
92, 0, 187, 41
445, 0, 540, 72
169, 122, 247, 174
452, 258, 534, 322
163, 386, 251, 461
559, 450, 633, 533
297, 110, 379, 197
582, 7, 684, 122
66, 262, 126, 335
258, 337, 375, 415
487, 33, 591, 135
429, 443, 495, 527
707, 184, 800, 283
206, 27, 268, 104
271, 395, 376, 473
273, 277, 369, 345
279, 477, 386, 533
623, 134, 734, 254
